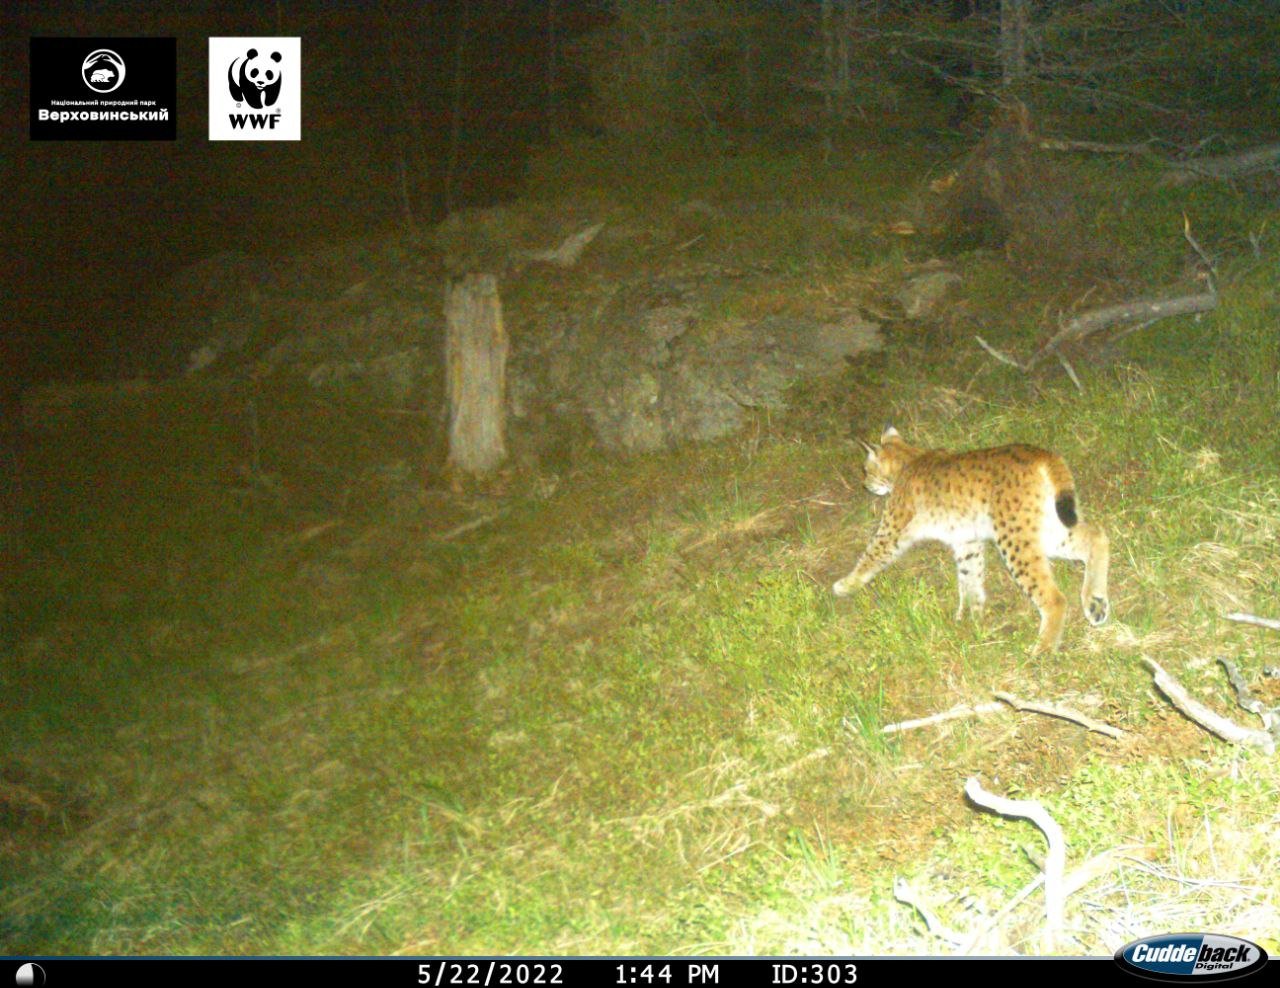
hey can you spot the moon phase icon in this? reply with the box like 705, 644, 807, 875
16, 963, 46, 986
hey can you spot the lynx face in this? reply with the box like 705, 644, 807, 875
858, 426, 919, 496
834, 425, 1110, 655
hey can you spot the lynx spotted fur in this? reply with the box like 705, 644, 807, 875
832, 426, 1110, 654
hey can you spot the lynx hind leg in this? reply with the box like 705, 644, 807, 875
953, 541, 986, 620
996, 532, 1066, 655
1064, 521, 1110, 626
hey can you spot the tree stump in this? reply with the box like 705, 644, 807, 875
444, 273, 508, 476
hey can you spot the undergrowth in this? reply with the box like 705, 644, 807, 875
3, 142, 1279, 956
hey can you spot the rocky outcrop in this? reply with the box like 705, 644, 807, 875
142, 204, 885, 458
511, 298, 881, 453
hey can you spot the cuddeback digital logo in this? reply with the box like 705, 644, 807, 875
1115, 933, 1268, 982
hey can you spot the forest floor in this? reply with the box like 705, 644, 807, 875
4, 127, 1280, 956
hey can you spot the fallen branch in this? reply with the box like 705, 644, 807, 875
965, 777, 1066, 952
1218, 658, 1279, 733
1160, 141, 1280, 186
1028, 291, 1218, 366
882, 701, 1005, 735
1037, 136, 1160, 156
883, 693, 1122, 739
992, 691, 1124, 739
1224, 611, 1280, 631
1142, 656, 1276, 755
977, 292, 1217, 377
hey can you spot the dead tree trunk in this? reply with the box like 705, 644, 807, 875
445, 274, 508, 476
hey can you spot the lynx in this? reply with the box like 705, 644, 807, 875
832, 426, 1110, 654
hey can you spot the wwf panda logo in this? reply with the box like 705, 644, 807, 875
227, 47, 282, 109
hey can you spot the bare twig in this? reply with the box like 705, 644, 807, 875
1247, 225, 1266, 259
992, 691, 1124, 739
893, 877, 967, 948
883, 692, 1122, 739
1061, 845, 1158, 898
1142, 656, 1275, 755
1224, 611, 1280, 631
1056, 354, 1084, 393
1125, 857, 1261, 891
397, 154, 417, 239
1104, 317, 1157, 349
1037, 136, 1159, 156
1182, 213, 1218, 294
1185, 133, 1226, 158
517, 223, 605, 268
979, 289, 1216, 379
957, 845, 1148, 956
881, 701, 1005, 735
372, 406, 434, 417
961, 870, 1043, 956
1042, 79, 1179, 116
285, 519, 343, 543
1218, 658, 1278, 732
964, 777, 1066, 951
974, 335, 1026, 370
231, 627, 347, 675
435, 512, 500, 541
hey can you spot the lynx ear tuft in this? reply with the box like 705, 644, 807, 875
858, 439, 877, 456
881, 423, 900, 441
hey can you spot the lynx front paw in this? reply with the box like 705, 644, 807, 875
1085, 595, 1110, 626
832, 577, 855, 597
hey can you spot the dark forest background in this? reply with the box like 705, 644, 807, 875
4, 0, 1278, 388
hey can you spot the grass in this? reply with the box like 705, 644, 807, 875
4, 140, 1280, 956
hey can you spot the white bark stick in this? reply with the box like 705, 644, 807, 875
964, 777, 1066, 951
1142, 656, 1275, 755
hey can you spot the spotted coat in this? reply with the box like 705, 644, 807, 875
832, 426, 1110, 654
